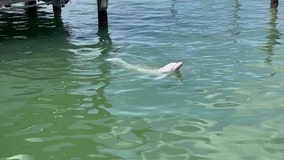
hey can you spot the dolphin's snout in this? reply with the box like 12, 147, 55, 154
173, 62, 183, 72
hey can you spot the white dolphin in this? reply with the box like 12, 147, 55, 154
157, 62, 183, 73
106, 57, 182, 76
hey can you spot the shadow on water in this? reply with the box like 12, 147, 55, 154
0, 7, 70, 40
97, 26, 112, 55
91, 26, 113, 116
170, 0, 177, 19
262, 5, 281, 64
66, 25, 113, 117
231, 0, 240, 36
0, 5, 114, 117
0, 6, 118, 159
0, 6, 72, 57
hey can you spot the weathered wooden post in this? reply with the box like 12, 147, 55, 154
97, 0, 111, 55
25, 0, 37, 16
270, 0, 278, 8
97, 0, 108, 29
52, 0, 70, 16
25, 0, 37, 7
53, 0, 63, 15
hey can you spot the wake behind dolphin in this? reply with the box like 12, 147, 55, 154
106, 57, 182, 76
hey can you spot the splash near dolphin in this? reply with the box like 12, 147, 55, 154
106, 58, 182, 77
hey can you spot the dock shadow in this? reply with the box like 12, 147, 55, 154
262, 5, 281, 65
0, 6, 71, 43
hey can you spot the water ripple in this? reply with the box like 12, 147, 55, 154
1, 0, 284, 159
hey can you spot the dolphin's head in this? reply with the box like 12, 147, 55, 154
158, 62, 183, 73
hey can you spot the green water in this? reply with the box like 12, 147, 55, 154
1, 0, 284, 159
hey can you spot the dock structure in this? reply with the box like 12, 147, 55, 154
0, 0, 279, 32
0, 0, 70, 13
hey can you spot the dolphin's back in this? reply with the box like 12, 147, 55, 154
107, 58, 182, 75
158, 62, 183, 73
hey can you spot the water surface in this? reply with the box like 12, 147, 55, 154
1, 0, 284, 159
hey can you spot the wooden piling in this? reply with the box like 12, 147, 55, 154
270, 0, 278, 8
97, 0, 108, 29
53, 0, 62, 15
25, 0, 36, 6
25, 0, 37, 15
